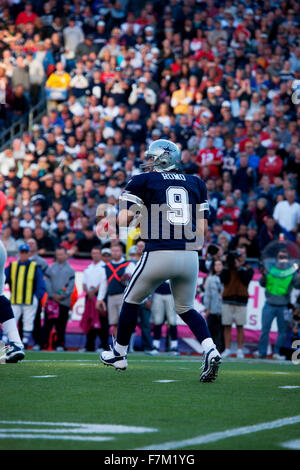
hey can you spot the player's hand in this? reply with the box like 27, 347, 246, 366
205, 310, 210, 317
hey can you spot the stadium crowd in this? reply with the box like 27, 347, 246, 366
0, 0, 299, 257
0, 0, 299, 355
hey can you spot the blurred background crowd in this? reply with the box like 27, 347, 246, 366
0, 0, 299, 260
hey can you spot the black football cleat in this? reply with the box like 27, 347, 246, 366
4, 342, 25, 363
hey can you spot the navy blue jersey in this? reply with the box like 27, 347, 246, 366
119, 172, 209, 252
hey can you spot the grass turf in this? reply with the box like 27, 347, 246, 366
0, 351, 300, 450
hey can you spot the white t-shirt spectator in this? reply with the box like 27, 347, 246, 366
68, 100, 85, 117
20, 218, 36, 230
0, 151, 15, 176
102, 105, 120, 122
273, 200, 300, 232
63, 25, 84, 57
105, 185, 122, 199
83, 261, 106, 290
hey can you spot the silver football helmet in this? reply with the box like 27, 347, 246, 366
140, 139, 181, 172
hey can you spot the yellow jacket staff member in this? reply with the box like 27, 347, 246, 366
5, 244, 46, 348
45, 62, 71, 89
170, 78, 193, 115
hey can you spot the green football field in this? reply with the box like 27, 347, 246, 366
1, 351, 300, 451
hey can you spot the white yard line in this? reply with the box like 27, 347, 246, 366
0, 421, 157, 442
31, 375, 57, 378
153, 380, 178, 383
0, 433, 113, 442
281, 439, 300, 449
279, 386, 300, 389
136, 415, 300, 450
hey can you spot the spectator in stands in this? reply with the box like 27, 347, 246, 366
15, 2, 38, 26
11, 85, 29, 118
253, 198, 270, 231
0, 226, 18, 253
258, 146, 283, 184
52, 215, 68, 248
34, 226, 54, 254
10, 217, 23, 242
42, 246, 75, 351
77, 225, 99, 253
45, 61, 71, 106
217, 195, 241, 237
244, 222, 260, 259
171, 78, 193, 115
60, 230, 78, 257
232, 154, 255, 195
258, 216, 281, 252
128, 76, 156, 119
20, 210, 35, 230
63, 16, 84, 69
273, 189, 300, 240
196, 136, 223, 179
12, 55, 30, 96
25, 50, 45, 104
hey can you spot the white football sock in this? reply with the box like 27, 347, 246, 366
2, 319, 23, 348
201, 337, 216, 354
171, 340, 178, 349
153, 339, 160, 350
114, 341, 128, 356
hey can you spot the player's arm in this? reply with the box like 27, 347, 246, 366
196, 179, 209, 242
118, 175, 146, 227
196, 217, 208, 239
117, 208, 135, 227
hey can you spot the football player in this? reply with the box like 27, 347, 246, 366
100, 139, 221, 382
0, 240, 25, 363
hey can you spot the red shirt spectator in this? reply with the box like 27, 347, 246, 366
194, 42, 214, 62
258, 147, 283, 183
233, 24, 251, 41
217, 195, 241, 236
15, 4, 38, 26
196, 136, 223, 178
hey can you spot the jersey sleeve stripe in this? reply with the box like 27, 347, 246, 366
119, 191, 144, 207
198, 202, 209, 212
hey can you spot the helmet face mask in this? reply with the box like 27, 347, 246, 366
140, 139, 181, 172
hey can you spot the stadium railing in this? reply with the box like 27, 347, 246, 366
0, 88, 47, 153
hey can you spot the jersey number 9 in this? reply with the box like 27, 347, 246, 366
166, 187, 190, 225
